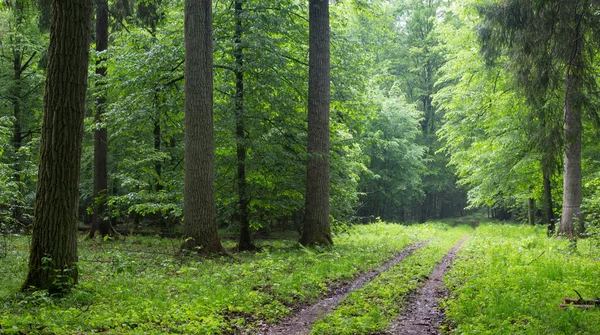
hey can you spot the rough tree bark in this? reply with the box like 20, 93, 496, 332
89, 0, 115, 238
22, 0, 93, 293
300, 0, 332, 246
180, 0, 224, 253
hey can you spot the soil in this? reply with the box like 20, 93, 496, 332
380, 235, 469, 335
261, 241, 429, 335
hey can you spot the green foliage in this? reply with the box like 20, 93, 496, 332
77, 0, 395, 231
0, 223, 439, 333
358, 85, 425, 220
434, 3, 553, 219
0, 1, 47, 223
444, 224, 600, 334
81, 4, 186, 224
582, 130, 600, 239
0, 117, 15, 207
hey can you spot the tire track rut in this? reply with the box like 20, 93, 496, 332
262, 240, 429, 335
381, 235, 469, 335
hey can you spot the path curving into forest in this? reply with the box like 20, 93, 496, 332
262, 241, 429, 335
382, 235, 469, 335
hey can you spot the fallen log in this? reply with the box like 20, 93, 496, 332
563, 297, 600, 305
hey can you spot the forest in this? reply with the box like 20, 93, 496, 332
0, 0, 599, 334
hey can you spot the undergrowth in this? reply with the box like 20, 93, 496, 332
1, 222, 437, 334
310, 225, 471, 335
443, 224, 600, 335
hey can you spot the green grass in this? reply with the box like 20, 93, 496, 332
443, 223, 600, 335
0, 222, 439, 334
3, 223, 597, 334
311, 224, 472, 335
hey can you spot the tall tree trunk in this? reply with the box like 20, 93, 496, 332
22, 0, 92, 293
181, 0, 224, 253
12, 33, 23, 223
300, 0, 332, 246
558, 18, 584, 238
234, 0, 255, 251
89, 0, 115, 238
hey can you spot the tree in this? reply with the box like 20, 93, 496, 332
477, 0, 600, 237
9, 0, 25, 223
300, 0, 332, 246
22, 0, 93, 292
100, 3, 184, 229
0, 1, 46, 226
180, 0, 224, 253
435, 4, 545, 221
394, 0, 459, 222
231, 0, 256, 251
89, 0, 115, 238
358, 86, 425, 221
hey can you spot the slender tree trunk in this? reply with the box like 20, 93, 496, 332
528, 197, 535, 225
542, 169, 555, 234
300, 0, 332, 246
234, 0, 255, 251
419, 192, 428, 223
22, 0, 93, 293
12, 37, 23, 223
90, 0, 115, 238
181, 0, 224, 253
154, 118, 162, 191
558, 18, 584, 238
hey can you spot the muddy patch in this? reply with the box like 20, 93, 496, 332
381, 235, 469, 335
262, 241, 429, 335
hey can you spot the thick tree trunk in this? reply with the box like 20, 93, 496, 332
90, 0, 115, 239
558, 21, 584, 238
22, 0, 92, 293
234, 0, 255, 251
181, 0, 224, 253
300, 0, 332, 246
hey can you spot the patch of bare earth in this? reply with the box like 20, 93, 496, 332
380, 235, 469, 335
261, 241, 429, 335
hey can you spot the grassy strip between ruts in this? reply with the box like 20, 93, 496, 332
311, 225, 472, 335
442, 224, 600, 335
1, 222, 444, 334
